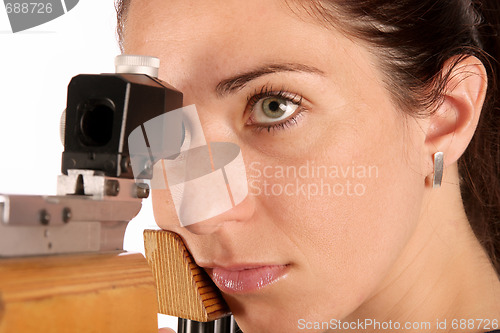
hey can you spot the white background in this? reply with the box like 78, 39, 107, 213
0, 1, 177, 330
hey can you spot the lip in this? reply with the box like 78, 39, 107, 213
205, 264, 289, 294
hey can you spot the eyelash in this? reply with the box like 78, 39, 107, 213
246, 85, 307, 133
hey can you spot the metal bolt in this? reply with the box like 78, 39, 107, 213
105, 179, 120, 197
62, 207, 72, 223
136, 183, 150, 199
39, 209, 51, 225
121, 157, 131, 172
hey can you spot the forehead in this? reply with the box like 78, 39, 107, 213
122, 0, 339, 58
130, 3, 321, 64
121, 0, 374, 99
125, 0, 290, 45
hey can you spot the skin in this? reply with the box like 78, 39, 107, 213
158, 329, 174, 333
123, 1, 500, 332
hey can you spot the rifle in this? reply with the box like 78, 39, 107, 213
0, 55, 239, 333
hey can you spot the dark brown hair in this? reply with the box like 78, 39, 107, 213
115, 0, 500, 273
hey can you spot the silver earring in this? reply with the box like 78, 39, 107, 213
432, 152, 444, 188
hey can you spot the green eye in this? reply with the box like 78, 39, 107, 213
253, 96, 299, 124
262, 97, 288, 118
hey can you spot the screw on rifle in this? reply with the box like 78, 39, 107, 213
136, 183, 150, 199
121, 157, 131, 172
105, 179, 120, 197
62, 207, 72, 223
39, 209, 51, 225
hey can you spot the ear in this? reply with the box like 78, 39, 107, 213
424, 56, 488, 173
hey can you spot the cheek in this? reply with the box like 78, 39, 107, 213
244, 101, 426, 318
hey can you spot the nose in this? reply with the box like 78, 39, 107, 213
163, 139, 252, 234
151, 141, 255, 235
184, 193, 255, 235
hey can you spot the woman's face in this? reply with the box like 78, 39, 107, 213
125, 0, 428, 331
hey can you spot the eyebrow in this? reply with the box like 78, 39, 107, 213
215, 63, 325, 97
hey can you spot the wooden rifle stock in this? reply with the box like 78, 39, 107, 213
0, 252, 158, 332
0, 230, 232, 333
143, 229, 230, 322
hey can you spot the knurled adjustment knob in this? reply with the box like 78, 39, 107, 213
115, 54, 160, 78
